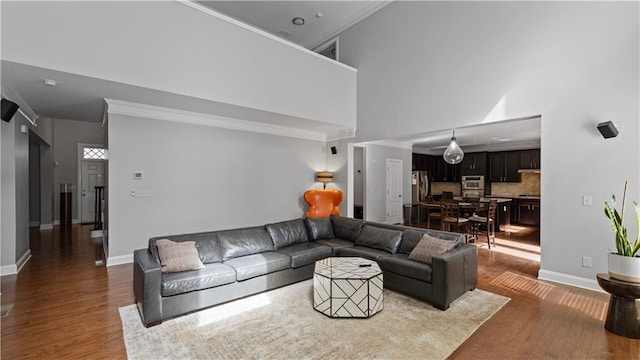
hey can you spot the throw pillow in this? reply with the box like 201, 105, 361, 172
156, 239, 205, 273
408, 234, 456, 265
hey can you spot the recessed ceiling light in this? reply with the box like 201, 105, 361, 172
292, 17, 305, 26
44, 79, 57, 87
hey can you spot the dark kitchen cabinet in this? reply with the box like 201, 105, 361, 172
510, 201, 518, 223
412, 153, 431, 171
412, 153, 438, 182
517, 199, 540, 225
520, 149, 541, 169
461, 152, 487, 176
434, 156, 460, 182
489, 151, 520, 182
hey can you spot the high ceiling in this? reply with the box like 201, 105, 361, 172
198, 1, 390, 49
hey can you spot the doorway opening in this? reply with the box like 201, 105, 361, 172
78, 144, 105, 225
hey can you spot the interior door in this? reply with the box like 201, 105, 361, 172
81, 161, 105, 223
386, 159, 403, 224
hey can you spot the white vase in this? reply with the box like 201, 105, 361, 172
608, 252, 640, 283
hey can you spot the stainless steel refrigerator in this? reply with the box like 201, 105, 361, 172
411, 171, 429, 204
408, 171, 429, 224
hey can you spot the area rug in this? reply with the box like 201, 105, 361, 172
119, 280, 509, 360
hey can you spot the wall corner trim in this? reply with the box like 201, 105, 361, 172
104, 99, 328, 142
538, 269, 605, 294
106, 253, 133, 267
16, 249, 32, 273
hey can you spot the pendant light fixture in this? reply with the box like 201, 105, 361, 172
443, 130, 464, 164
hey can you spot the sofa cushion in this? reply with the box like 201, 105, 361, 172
149, 232, 222, 264
217, 226, 275, 260
161, 263, 236, 296
330, 215, 364, 242
265, 219, 309, 250
313, 238, 354, 256
354, 224, 403, 254
304, 217, 335, 240
399, 229, 462, 255
276, 242, 332, 268
377, 254, 433, 283
338, 246, 392, 261
156, 239, 205, 273
408, 234, 456, 265
223, 252, 291, 281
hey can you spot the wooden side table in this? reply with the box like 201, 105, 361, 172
596, 273, 640, 339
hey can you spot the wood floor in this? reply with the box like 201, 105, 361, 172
1, 223, 639, 359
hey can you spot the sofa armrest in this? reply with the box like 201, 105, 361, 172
431, 244, 478, 310
133, 249, 163, 327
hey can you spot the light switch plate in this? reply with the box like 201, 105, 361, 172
582, 195, 592, 206
133, 171, 143, 179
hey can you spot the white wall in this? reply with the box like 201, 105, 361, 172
107, 113, 326, 263
362, 144, 412, 223
1, 1, 356, 129
51, 119, 104, 222
338, 2, 639, 289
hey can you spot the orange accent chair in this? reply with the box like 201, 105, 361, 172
304, 189, 343, 217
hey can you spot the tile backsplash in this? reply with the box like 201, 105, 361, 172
491, 173, 540, 197
431, 182, 461, 196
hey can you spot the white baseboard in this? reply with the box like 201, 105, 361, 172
0, 264, 17, 276
16, 249, 31, 273
40, 223, 53, 230
107, 254, 133, 267
538, 269, 605, 294
0, 249, 32, 276
52, 218, 80, 225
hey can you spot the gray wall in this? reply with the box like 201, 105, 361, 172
1, 116, 17, 270
1, 109, 53, 273
52, 118, 104, 222
338, 2, 639, 288
325, 138, 351, 216
107, 114, 325, 261
353, 146, 364, 205
29, 142, 40, 224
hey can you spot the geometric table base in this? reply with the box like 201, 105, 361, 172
313, 257, 383, 318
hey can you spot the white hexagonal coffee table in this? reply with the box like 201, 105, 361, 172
313, 257, 383, 318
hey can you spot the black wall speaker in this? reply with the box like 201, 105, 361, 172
1, 99, 19, 123
330, 146, 337, 155
597, 121, 619, 139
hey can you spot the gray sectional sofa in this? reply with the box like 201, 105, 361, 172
133, 215, 478, 327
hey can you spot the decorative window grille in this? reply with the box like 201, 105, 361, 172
83, 147, 106, 160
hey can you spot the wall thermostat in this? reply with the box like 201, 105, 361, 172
133, 171, 143, 179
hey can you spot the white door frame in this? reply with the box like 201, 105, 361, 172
77, 143, 105, 225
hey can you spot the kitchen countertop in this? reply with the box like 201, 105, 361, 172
454, 196, 512, 203
487, 195, 541, 200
